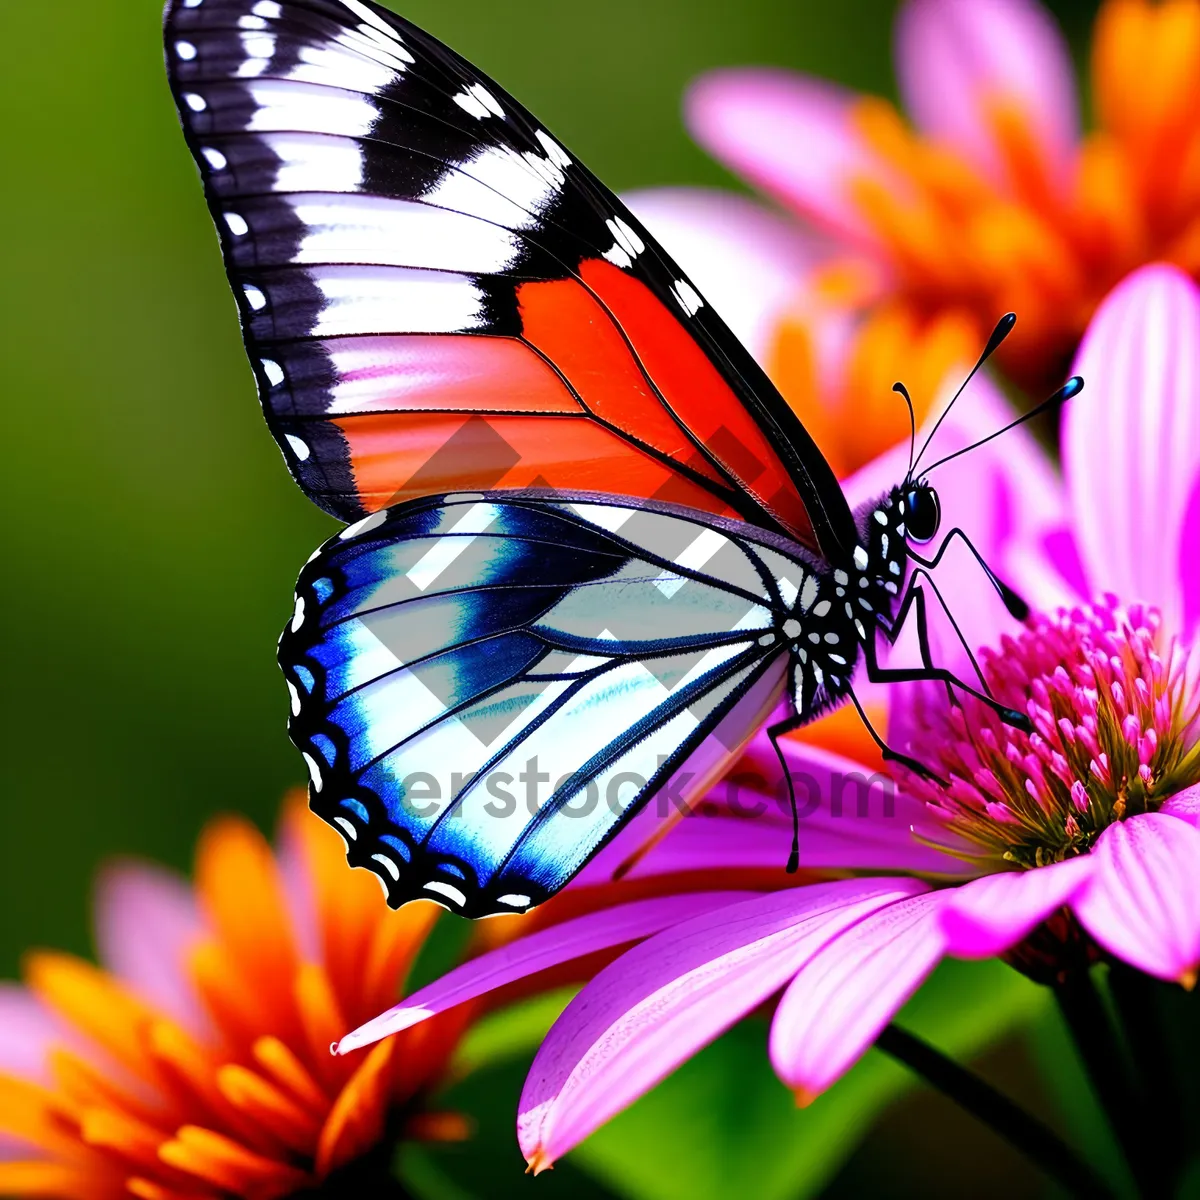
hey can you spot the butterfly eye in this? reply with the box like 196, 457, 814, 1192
904, 486, 941, 543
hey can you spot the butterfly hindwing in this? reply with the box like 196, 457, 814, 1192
164, 0, 856, 558
277, 493, 814, 915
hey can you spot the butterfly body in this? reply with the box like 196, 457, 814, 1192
166, 0, 1035, 917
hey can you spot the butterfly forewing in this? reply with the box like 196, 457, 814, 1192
277, 493, 808, 915
165, 0, 856, 557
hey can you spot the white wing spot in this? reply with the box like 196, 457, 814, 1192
425, 880, 467, 907
303, 752, 323, 791
758, 632, 775, 647
829, 653, 847, 665
824, 632, 839, 644
286, 679, 302, 716
340, 0, 404, 41
335, 816, 358, 840
454, 83, 504, 120
291, 594, 306, 631
238, 14, 267, 29
853, 546, 869, 570
498, 893, 531, 908
896, 523, 906, 537
371, 853, 401, 881
812, 599, 831, 617
183, 0, 202, 7
201, 147, 227, 171
224, 212, 249, 236
183, 93, 207, 112
244, 284, 267, 310
783, 618, 802, 640
175, 40, 197, 60
339, 509, 388, 541
671, 279, 703, 316
833, 569, 849, 586
253, 0, 282, 15
889, 560, 901, 575
855, 619, 867, 638
285, 434, 311, 461
535, 130, 571, 168
606, 216, 644, 258
881, 533, 889, 558
262, 358, 285, 387
798, 575, 819, 612
873, 509, 888, 526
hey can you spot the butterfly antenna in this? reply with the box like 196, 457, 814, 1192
893, 381, 917, 479
921, 375, 1084, 475
911, 313, 1017, 476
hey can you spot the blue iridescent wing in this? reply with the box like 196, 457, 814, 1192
278, 493, 808, 915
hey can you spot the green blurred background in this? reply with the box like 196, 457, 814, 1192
0, 0, 1110, 1196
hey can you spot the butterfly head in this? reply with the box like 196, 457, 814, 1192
899, 479, 941, 544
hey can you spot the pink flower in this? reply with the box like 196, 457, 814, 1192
655, 0, 1200, 470
334, 262, 1200, 1170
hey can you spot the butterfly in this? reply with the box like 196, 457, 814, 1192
164, 0, 1079, 917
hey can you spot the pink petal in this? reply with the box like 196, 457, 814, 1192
940, 856, 1094, 957
334, 892, 748, 1055
895, 0, 1078, 184
0, 984, 63, 1086
769, 889, 947, 1100
621, 187, 817, 363
685, 68, 895, 247
702, 734, 977, 876
1066, 264, 1200, 632
518, 877, 927, 1166
1161, 783, 1200, 829
1072, 813, 1200, 982
93, 861, 206, 1031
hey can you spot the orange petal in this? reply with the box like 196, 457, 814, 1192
158, 1126, 313, 1199
24, 953, 157, 1082
0, 1073, 101, 1165
282, 798, 380, 1006
126, 1180, 220, 1200
767, 315, 847, 478
405, 1110, 472, 1143
357, 901, 440, 1027
313, 1039, 394, 1179
787, 700, 888, 775
250, 1037, 329, 1119
216, 1064, 322, 1153
0, 1161, 122, 1200
194, 818, 299, 1027
294, 964, 349, 1092
49, 1048, 179, 1132
78, 1107, 166, 1175
186, 941, 268, 1054
143, 1021, 279, 1160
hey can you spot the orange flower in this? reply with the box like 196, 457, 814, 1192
672, 0, 1200, 475
0, 795, 471, 1199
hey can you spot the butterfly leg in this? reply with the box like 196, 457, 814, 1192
766, 714, 806, 874
843, 685, 948, 786
866, 581, 1032, 732
907, 528, 1028, 620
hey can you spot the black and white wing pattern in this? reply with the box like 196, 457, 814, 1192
164, 0, 856, 558
277, 494, 815, 915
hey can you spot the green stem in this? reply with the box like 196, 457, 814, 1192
1053, 968, 1168, 1199
876, 1023, 1116, 1199
1106, 963, 1186, 1189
